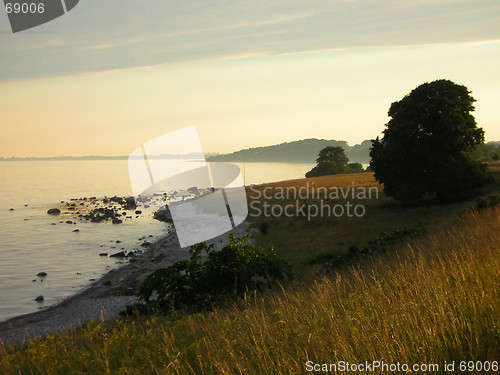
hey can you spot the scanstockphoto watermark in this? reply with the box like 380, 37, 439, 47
248, 181, 379, 221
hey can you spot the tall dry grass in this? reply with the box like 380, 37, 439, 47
1, 209, 498, 374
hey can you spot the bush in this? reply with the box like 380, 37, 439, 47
305, 222, 427, 273
258, 221, 270, 235
347, 162, 364, 173
477, 194, 500, 211
138, 234, 292, 312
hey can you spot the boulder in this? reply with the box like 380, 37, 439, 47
35, 295, 44, 302
47, 208, 61, 215
153, 207, 173, 223
37, 272, 47, 277
110, 251, 126, 258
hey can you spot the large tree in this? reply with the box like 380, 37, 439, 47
370, 79, 493, 201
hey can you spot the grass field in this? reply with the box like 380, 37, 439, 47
1, 165, 499, 374
248, 162, 500, 278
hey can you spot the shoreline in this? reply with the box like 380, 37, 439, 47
0, 221, 250, 347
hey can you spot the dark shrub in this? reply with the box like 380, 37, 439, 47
138, 234, 292, 312
477, 194, 500, 211
258, 221, 270, 235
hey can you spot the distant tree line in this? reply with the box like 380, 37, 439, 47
208, 139, 372, 164
472, 143, 500, 161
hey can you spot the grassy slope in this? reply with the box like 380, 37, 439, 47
248, 162, 500, 278
1, 165, 499, 374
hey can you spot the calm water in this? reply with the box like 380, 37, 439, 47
0, 160, 313, 322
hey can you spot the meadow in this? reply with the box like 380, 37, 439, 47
248, 162, 500, 279
0, 164, 499, 374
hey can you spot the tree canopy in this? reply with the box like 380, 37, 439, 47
306, 146, 363, 177
370, 79, 493, 201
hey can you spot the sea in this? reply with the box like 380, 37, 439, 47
0, 160, 314, 322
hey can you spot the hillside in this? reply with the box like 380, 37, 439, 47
207, 138, 372, 164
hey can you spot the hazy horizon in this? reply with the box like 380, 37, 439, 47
0, 137, 374, 159
1, 137, 499, 160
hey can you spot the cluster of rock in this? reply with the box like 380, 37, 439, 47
39, 196, 174, 304
83, 207, 124, 224
47, 196, 140, 225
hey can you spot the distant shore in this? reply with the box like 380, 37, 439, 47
0, 222, 250, 347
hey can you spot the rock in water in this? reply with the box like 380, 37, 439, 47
35, 295, 44, 302
110, 196, 123, 204
110, 251, 127, 258
37, 272, 47, 277
153, 207, 173, 223
112, 218, 123, 224
47, 208, 61, 215
124, 196, 136, 210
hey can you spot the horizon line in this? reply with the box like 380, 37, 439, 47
2, 138, 498, 160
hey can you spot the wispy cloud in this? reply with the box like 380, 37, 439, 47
79, 11, 314, 52
1, 0, 499, 81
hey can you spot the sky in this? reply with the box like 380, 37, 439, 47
0, 0, 499, 157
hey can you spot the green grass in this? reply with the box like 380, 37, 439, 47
1, 166, 499, 374
248, 163, 500, 278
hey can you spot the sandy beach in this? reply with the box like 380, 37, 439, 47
0, 222, 250, 347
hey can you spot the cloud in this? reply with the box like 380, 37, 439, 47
1, 0, 499, 81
